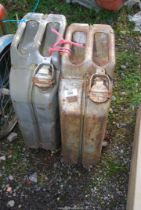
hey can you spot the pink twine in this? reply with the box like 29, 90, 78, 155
48, 28, 84, 56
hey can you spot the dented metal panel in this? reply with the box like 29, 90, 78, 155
10, 13, 67, 150
59, 23, 115, 167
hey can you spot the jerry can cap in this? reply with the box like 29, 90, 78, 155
32, 64, 55, 88
89, 68, 112, 103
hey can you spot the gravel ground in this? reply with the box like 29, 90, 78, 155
0, 2, 141, 210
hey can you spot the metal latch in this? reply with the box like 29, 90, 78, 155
88, 68, 112, 103
32, 64, 55, 88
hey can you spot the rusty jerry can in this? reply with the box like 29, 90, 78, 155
10, 13, 67, 150
59, 24, 115, 167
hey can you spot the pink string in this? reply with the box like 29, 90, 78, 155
48, 28, 84, 56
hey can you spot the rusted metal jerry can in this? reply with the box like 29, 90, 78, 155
59, 24, 115, 167
10, 13, 67, 150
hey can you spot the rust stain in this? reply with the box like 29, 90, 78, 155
32, 77, 55, 88
66, 96, 78, 103
61, 109, 81, 164
82, 113, 108, 167
93, 31, 109, 66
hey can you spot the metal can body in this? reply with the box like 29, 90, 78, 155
59, 23, 115, 167
59, 79, 83, 163
66, 0, 98, 9
10, 13, 67, 150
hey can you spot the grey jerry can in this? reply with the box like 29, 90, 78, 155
10, 13, 67, 150
59, 23, 115, 167
66, 0, 98, 9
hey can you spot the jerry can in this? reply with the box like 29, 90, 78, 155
66, 0, 98, 9
10, 13, 67, 150
59, 23, 115, 167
